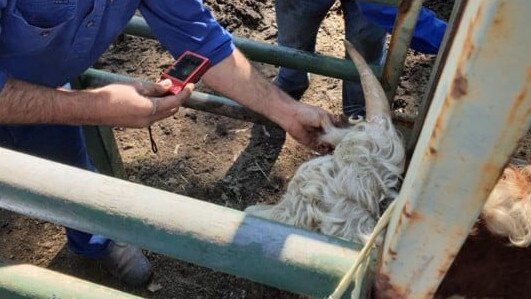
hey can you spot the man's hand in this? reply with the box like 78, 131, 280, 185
0, 77, 193, 127
279, 101, 336, 152
202, 49, 337, 151
89, 79, 193, 128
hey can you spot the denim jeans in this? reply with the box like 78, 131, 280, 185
275, 0, 386, 117
0, 124, 112, 258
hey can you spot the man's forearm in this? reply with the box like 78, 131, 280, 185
0, 78, 98, 125
202, 49, 298, 130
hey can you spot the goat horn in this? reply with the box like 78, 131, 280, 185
344, 40, 390, 120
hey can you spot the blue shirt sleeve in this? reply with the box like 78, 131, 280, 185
358, 2, 447, 54
139, 1, 235, 65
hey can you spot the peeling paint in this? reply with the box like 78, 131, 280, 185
450, 71, 469, 99
377, 1, 531, 298
402, 203, 423, 222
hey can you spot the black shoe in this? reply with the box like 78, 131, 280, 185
101, 241, 152, 286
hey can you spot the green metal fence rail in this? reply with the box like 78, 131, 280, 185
0, 262, 141, 299
80, 68, 415, 127
0, 147, 362, 298
79, 68, 273, 126
123, 16, 380, 83
381, 0, 424, 103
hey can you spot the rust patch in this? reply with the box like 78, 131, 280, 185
374, 272, 409, 299
482, 162, 502, 178
450, 70, 469, 99
506, 67, 531, 126
438, 269, 447, 278
490, 2, 510, 40
402, 203, 423, 222
450, 2, 487, 100
426, 95, 451, 158
437, 251, 460, 281
397, 0, 414, 14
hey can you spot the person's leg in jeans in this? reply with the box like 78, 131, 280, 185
275, 0, 336, 98
341, 0, 386, 117
0, 124, 151, 285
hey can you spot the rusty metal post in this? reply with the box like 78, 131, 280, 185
381, 0, 424, 102
376, 0, 531, 298
406, 0, 464, 159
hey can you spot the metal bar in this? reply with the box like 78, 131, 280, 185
79, 68, 274, 126
70, 78, 127, 178
79, 68, 414, 129
406, 0, 465, 160
375, 0, 531, 298
82, 125, 126, 178
123, 16, 382, 82
0, 262, 141, 299
0, 147, 362, 298
381, 0, 424, 102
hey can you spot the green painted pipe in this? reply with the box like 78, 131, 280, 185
381, 0, 424, 102
123, 16, 383, 82
0, 262, 141, 299
0, 147, 361, 298
79, 68, 274, 125
80, 68, 414, 129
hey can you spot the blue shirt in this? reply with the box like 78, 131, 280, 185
359, 2, 447, 54
0, 0, 235, 91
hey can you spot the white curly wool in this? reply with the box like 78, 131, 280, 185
245, 116, 404, 244
482, 165, 531, 247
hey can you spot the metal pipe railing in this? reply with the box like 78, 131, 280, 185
80, 68, 414, 129
123, 16, 382, 82
0, 147, 361, 298
80, 68, 274, 125
381, 0, 424, 102
0, 263, 141, 299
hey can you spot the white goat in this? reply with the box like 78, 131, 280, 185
245, 42, 405, 244
482, 164, 531, 247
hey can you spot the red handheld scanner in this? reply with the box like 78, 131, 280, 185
161, 51, 210, 94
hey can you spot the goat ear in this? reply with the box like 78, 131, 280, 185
344, 40, 390, 120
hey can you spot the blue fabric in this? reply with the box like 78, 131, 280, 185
275, 0, 447, 117
0, 0, 234, 91
358, 2, 447, 54
0, 0, 233, 258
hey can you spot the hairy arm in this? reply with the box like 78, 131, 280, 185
202, 49, 333, 147
0, 78, 96, 125
0, 78, 192, 127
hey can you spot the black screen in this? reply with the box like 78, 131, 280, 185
168, 54, 204, 81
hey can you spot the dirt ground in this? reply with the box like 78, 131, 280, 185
1, 1, 530, 298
